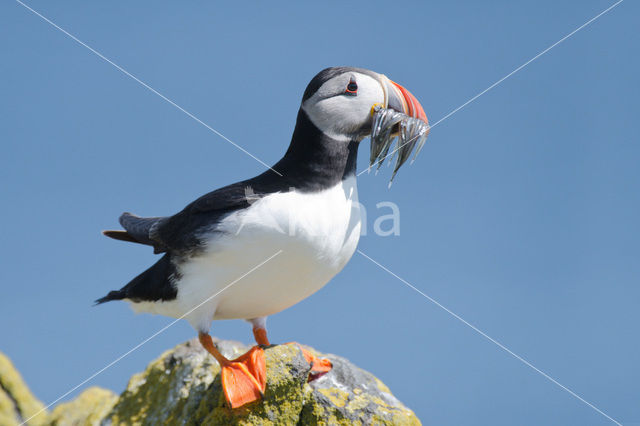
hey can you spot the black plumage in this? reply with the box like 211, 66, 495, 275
95, 254, 179, 304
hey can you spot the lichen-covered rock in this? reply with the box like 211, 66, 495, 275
300, 346, 420, 425
104, 338, 420, 425
0, 351, 48, 426
1, 339, 420, 426
49, 387, 117, 426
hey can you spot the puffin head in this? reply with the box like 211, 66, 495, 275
301, 66, 428, 142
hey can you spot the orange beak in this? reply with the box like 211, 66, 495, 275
382, 76, 428, 125
370, 74, 430, 185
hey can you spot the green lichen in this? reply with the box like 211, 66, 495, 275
317, 388, 349, 408
106, 342, 220, 425
0, 351, 48, 426
48, 387, 117, 426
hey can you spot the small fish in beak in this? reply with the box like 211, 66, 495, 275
369, 106, 403, 171
370, 76, 430, 186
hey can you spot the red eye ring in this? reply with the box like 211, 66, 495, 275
345, 79, 358, 95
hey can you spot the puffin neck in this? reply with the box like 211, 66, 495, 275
272, 109, 358, 192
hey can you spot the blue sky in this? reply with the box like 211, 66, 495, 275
1, 1, 638, 424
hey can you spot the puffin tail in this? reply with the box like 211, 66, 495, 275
94, 289, 126, 305
102, 230, 140, 244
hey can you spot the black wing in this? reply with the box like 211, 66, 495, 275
104, 166, 288, 254
149, 163, 293, 253
149, 181, 259, 253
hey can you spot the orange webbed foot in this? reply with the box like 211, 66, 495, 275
288, 342, 333, 381
220, 346, 266, 408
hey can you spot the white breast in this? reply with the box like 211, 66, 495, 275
131, 176, 361, 331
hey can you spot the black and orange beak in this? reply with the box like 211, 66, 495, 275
370, 74, 430, 185
380, 75, 428, 125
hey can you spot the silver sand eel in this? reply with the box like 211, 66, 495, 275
369, 105, 430, 186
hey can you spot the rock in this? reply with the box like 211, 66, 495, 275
49, 387, 117, 426
1, 340, 420, 425
104, 338, 420, 425
0, 351, 48, 426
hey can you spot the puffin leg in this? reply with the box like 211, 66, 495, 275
248, 318, 331, 382
198, 332, 266, 409
250, 317, 270, 346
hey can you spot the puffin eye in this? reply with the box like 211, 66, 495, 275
345, 80, 358, 95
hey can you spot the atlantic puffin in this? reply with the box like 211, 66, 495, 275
99, 66, 428, 408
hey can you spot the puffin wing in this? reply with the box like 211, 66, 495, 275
147, 180, 263, 254
104, 166, 283, 254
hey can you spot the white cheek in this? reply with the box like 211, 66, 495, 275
303, 97, 356, 141
303, 74, 384, 141
349, 84, 384, 124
